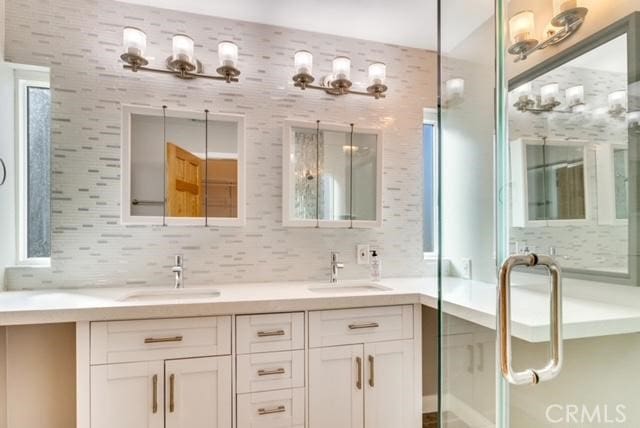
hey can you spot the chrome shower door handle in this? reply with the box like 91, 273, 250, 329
497, 253, 563, 386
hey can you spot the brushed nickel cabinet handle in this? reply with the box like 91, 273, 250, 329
348, 322, 379, 330
258, 368, 286, 376
257, 329, 285, 337
355, 356, 362, 390
258, 405, 286, 415
169, 374, 175, 413
144, 335, 183, 344
368, 355, 375, 387
152, 374, 158, 414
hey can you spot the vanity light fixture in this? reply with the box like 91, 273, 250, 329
444, 78, 465, 106
120, 27, 241, 83
565, 85, 585, 111
508, 1, 588, 62
628, 111, 640, 129
608, 90, 627, 117
292, 50, 388, 99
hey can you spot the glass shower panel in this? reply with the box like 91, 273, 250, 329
438, 0, 499, 426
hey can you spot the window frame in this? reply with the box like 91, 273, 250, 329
423, 109, 438, 259
16, 74, 51, 266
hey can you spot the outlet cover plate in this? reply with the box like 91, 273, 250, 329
357, 244, 370, 265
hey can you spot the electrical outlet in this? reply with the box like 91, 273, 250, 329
357, 244, 370, 265
461, 258, 472, 280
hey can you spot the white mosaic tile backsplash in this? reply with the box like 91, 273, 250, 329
509, 65, 628, 271
4, 0, 437, 289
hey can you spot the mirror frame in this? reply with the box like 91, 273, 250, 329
509, 12, 640, 285
282, 120, 383, 228
121, 105, 246, 227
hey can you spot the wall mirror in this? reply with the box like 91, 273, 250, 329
122, 106, 245, 226
508, 13, 639, 284
282, 120, 382, 228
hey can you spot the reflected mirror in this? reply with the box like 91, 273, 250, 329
508, 32, 632, 277
283, 121, 382, 228
122, 106, 245, 226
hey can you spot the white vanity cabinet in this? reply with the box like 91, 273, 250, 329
78, 304, 421, 428
308, 305, 418, 428
84, 316, 232, 428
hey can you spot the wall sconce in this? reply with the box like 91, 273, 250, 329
609, 90, 627, 117
444, 78, 465, 106
292, 51, 388, 99
508, 1, 588, 62
120, 27, 241, 83
513, 82, 564, 113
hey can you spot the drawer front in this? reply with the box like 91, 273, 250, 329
90, 316, 231, 365
237, 350, 304, 394
236, 313, 304, 354
237, 388, 304, 428
309, 305, 413, 348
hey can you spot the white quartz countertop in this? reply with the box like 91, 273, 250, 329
1, 277, 640, 343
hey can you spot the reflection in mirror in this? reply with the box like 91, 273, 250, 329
508, 33, 630, 276
123, 106, 244, 225
284, 121, 382, 228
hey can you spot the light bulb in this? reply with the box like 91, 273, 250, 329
509, 11, 536, 45
172, 34, 195, 64
218, 41, 238, 68
368, 63, 386, 86
332, 56, 351, 81
123, 27, 147, 57
445, 78, 464, 99
565, 85, 584, 106
540, 83, 560, 105
294, 50, 313, 76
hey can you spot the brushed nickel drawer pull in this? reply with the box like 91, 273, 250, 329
348, 322, 380, 330
169, 374, 175, 413
368, 355, 375, 387
258, 368, 286, 376
258, 405, 286, 415
355, 356, 362, 390
257, 329, 285, 337
152, 374, 158, 414
144, 335, 183, 344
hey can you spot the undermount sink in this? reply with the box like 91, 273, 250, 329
307, 283, 392, 293
119, 287, 221, 302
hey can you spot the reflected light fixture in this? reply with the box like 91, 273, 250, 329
608, 90, 627, 117
565, 85, 585, 111
444, 78, 464, 106
508, 1, 588, 62
292, 50, 388, 99
120, 27, 241, 83
628, 111, 640, 129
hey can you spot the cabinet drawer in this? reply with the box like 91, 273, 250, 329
237, 388, 304, 428
90, 316, 231, 365
237, 350, 304, 394
236, 313, 304, 354
309, 305, 413, 348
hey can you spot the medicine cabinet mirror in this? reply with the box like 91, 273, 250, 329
122, 105, 245, 226
508, 14, 639, 284
282, 120, 382, 228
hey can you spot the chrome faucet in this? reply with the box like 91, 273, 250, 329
172, 255, 184, 289
330, 252, 344, 283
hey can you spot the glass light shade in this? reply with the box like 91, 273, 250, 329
218, 41, 238, 68
509, 11, 536, 44
553, 0, 580, 14
565, 85, 584, 106
628, 111, 640, 127
609, 90, 627, 111
540, 83, 560, 105
368, 63, 386, 86
172, 34, 195, 64
294, 50, 313, 75
332, 56, 351, 81
445, 78, 465, 99
513, 82, 532, 98
123, 27, 147, 57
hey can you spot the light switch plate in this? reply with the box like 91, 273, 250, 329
461, 258, 472, 280
357, 244, 370, 265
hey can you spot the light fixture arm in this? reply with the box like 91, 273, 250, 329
122, 64, 240, 82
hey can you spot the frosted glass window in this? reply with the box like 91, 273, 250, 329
26, 86, 51, 258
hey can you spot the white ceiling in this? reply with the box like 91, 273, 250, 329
118, 0, 491, 52
565, 34, 627, 74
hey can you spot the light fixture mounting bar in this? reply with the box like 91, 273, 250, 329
122, 64, 240, 82
294, 82, 386, 99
